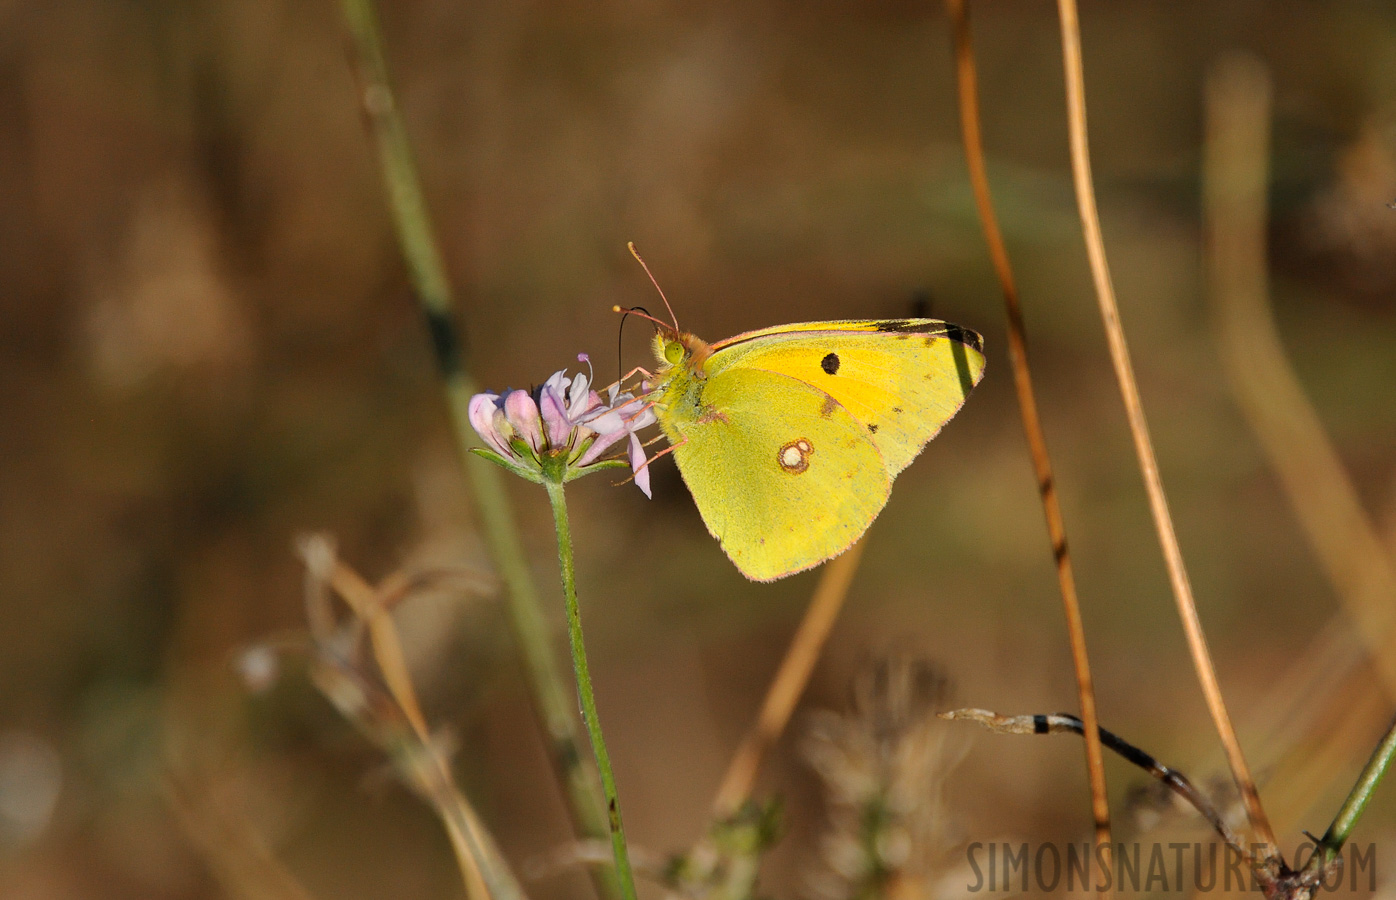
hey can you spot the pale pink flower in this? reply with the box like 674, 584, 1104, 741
468, 356, 656, 495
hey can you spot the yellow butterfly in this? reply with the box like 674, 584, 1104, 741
644, 317, 985, 581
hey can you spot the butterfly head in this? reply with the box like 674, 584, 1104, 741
651, 328, 712, 377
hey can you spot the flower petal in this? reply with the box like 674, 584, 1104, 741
468, 391, 499, 436
469, 392, 514, 458
610, 394, 657, 432
629, 433, 651, 499
539, 387, 572, 449
542, 369, 570, 400
567, 371, 591, 418
504, 389, 543, 454
543, 369, 580, 447
629, 401, 658, 432
576, 426, 626, 466
585, 407, 626, 435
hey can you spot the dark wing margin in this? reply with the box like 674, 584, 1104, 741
872, 319, 985, 354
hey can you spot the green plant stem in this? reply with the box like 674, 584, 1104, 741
1314, 714, 1396, 865
338, 3, 620, 898
544, 480, 638, 900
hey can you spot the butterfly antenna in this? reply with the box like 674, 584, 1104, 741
615, 308, 650, 385
627, 242, 680, 333
612, 304, 673, 332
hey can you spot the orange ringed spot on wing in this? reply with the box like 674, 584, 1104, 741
778, 438, 813, 474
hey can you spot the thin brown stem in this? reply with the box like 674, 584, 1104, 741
944, 0, 1112, 862
710, 537, 866, 818
1054, 0, 1276, 852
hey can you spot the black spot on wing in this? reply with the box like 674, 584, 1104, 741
821, 352, 840, 375
868, 423, 879, 434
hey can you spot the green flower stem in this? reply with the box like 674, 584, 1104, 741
544, 479, 639, 900
339, 3, 620, 898
1314, 714, 1396, 866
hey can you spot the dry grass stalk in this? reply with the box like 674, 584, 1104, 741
297, 534, 524, 900
1054, 0, 1276, 852
1202, 51, 1396, 837
1205, 54, 1396, 695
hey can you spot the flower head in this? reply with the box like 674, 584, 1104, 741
469, 356, 657, 495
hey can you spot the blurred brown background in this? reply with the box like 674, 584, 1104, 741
3, 2, 1396, 898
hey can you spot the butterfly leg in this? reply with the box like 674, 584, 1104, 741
638, 436, 684, 468
613, 434, 686, 488
599, 366, 655, 396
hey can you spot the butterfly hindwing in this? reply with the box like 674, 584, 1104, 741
670, 366, 890, 582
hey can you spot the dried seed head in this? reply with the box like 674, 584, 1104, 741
803, 654, 964, 900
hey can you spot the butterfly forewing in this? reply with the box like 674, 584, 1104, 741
704, 319, 985, 475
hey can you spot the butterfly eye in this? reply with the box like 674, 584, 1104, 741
663, 340, 685, 365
